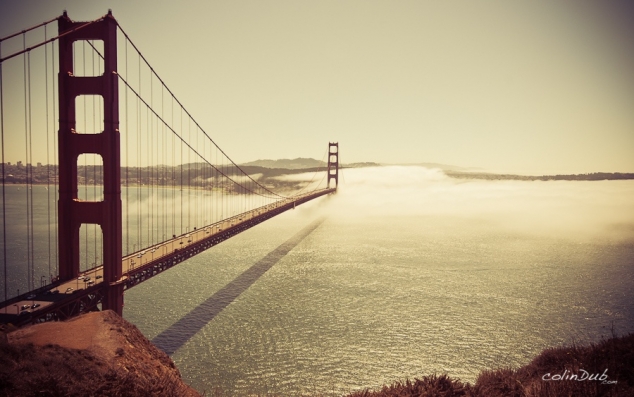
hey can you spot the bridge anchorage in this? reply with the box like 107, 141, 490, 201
0, 11, 338, 325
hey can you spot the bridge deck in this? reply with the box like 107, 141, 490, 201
0, 188, 335, 325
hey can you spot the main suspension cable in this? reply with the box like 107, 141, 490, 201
116, 74, 284, 199
116, 23, 287, 199
0, 16, 105, 64
0, 15, 58, 43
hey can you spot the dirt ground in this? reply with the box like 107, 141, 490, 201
1, 310, 200, 397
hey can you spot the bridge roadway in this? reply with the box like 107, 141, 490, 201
0, 188, 335, 325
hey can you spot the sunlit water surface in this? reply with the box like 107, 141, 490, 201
122, 167, 634, 395
4, 167, 634, 395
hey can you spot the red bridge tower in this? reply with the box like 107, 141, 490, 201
57, 11, 124, 315
327, 142, 339, 190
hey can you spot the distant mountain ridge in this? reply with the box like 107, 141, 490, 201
241, 158, 326, 169
445, 170, 634, 181
241, 158, 384, 170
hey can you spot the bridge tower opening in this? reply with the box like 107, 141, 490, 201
327, 142, 339, 190
57, 11, 124, 315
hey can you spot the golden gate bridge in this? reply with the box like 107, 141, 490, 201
0, 11, 338, 325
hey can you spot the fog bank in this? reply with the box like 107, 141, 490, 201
314, 166, 634, 242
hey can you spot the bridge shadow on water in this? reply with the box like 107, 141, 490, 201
151, 217, 326, 355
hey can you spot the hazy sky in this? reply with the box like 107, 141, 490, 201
1, 0, 633, 174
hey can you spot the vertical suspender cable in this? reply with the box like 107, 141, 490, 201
45, 25, 52, 283
28, 50, 35, 290
171, 94, 174, 237
82, 41, 87, 271
137, 53, 141, 251
23, 34, 32, 292
215, 146, 217, 223
124, 38, 130, 254
159, 80, 163, 244
161, 84, 164, 243
149, 71, 153, 246
178, 106, 184, 235
195, 125, 198, 228
213, 144, 216, 224
221, 151, 223, 221
97, 43, 103, 265
0, 41, 8, 302
51, 37, 58, 276
92, 40, 97, 267
186, 118, 192, 231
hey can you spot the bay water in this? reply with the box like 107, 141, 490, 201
3, 166, 634, 395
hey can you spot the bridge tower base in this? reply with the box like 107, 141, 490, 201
57, 11, 123, 315
327, 142, 339, 190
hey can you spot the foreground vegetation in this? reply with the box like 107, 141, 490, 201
349, 333, 634, 397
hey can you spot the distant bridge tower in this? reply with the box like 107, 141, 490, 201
57, 11, 124, 315
327, 142, 339, 189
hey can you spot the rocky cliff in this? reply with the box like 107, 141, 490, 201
0, 310, 199, 397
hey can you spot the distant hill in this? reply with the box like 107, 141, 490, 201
395, 162, 475, 172
445, 171, 634, 181
241, 158, 326, 169
345, 162, 382, 168
241, 158, 384, 170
